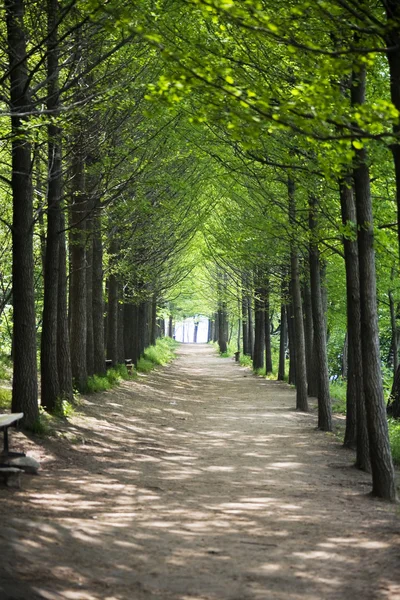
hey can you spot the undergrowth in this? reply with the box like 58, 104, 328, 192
330, 380, 347, 414
86, 363, 130, 393
138, 337, 179, 371
0, 387, 11, 410
388, 419, 400, 465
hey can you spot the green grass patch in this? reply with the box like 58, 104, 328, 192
239, 354, 253, 368
137, 337, 179, 372
0, 387, 11, 410
86, 362, 132, 394
330, 380, 347, 414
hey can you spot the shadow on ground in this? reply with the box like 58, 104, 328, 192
1, 344, 399, 600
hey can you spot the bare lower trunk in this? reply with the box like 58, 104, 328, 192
7, 0, 39, 426
106, 273, 118, 365
278, 298, 287, 382
264, 279, 273, 373
352, 64, 396, 500
92, 213, 105, 375
57, 210, 73, 402
289, 177, 308, 411
339, 179, 369, 468
253, 285, 265, 371
309, 196, 332, 431
69, 142, 87, 392
303, 278, 317, 397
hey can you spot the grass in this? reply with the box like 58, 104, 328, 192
85, 338, 180, 384
86, 363, 131, 393
138, 337, 179, 371
330, 380, 347, 414
388, 419, 400, 465
0, 387, 11, 410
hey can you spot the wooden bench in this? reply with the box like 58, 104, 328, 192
124, 358, 133, 374
0, 413, 25, 459
0, 413, 25, 488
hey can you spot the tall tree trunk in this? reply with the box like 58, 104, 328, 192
253, 284, 265, 371
86, 223, 94, 376
339, 179, 369, 468
213, 311, 219, 343
278, 302, 287, 381
309, 196, 332, 431
352, 64, 396, 500
57, 210, 73, 402
385, 2, 400, 264
168, 314, 173, 338
242, 291, 250, 356
92, 212, 105, 375
264, 278, 273, 373
6, 0, 39, 426
106, 272, 118, 365
388, 267, 399, 374
278, 277, 287, 381
41, 0, 61, 411
124, 303, 138, 365
117, 294, 125, 364
150, 293, 157, 346
303, 276, 318, 397
218, 305, 228, 354
247, 296, 254, 359
288, 176, 308, 411
287, 294, 296, 386
69, 142, 87, 391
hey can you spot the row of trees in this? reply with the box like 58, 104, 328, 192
2, 0, 400, 502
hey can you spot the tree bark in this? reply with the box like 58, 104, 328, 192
253, 283, 265, 371
309, 196, 332, 431
303, 276, 318, 397
150, 293, 157, 346
264, 278, 273, 373
287, 294, 296, 386
106, 272, 118, 365
247, 295, 254, 359
92, 212, 105, 375
6, 0, 39, 427
242, 290, 250, 356
288, 176, 308, 411
278, 277, 287, 381
69, 142, 87, 391
352, 65, 396, 499
85, 223, 94, 376
41, 0, 61, 411
57, 210, 73, 402
339, 179, 369, 466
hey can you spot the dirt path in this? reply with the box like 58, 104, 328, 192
1, 344, 400, 600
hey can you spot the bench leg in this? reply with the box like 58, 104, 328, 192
1, 427, 25, 458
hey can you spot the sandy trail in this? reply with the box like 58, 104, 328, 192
0, 343, 399, 600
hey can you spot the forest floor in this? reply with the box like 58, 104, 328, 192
1, 344, 400, 600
